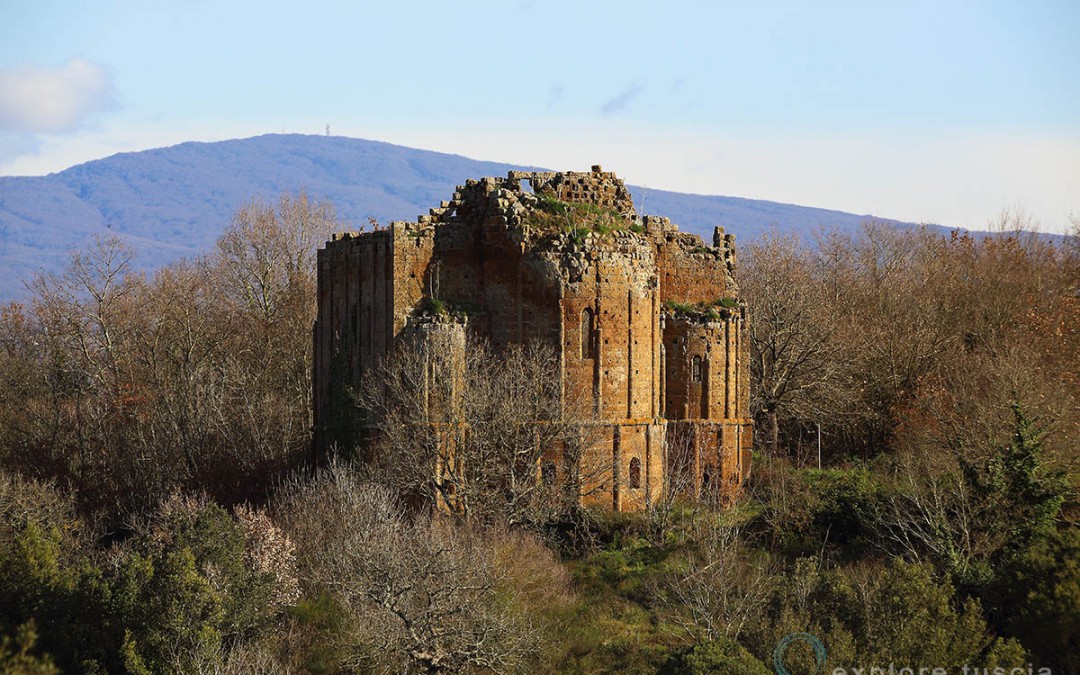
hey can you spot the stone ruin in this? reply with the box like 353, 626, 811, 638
312, 166, 752, 510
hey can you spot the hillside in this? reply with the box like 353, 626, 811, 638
0, 134, 913, 301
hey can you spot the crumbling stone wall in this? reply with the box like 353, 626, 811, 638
313, 166, 753, 510
509, 169, 636, 214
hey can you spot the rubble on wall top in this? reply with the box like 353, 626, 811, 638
323, 168, 740, 273
330, 229, 388, 243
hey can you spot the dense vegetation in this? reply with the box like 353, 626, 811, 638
0, 197, 1076, 673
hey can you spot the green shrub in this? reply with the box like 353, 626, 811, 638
110, 495, 281, 672
0, 622, 59, 675
0, 473, 106, 670
806, 467, 885, 554
528, 195, 635, 241
995, 526, 1079, 673
570, 227, 591, 248
537, 194, 571, 216
746, 559, 992, 670
663, 300, 696, 315
420, 296, 447, 315
663, 299, 730, 322
282, 593, 351, 674
660, 637, 770, 675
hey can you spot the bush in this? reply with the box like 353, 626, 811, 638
0, 472, 104, 670
660, 637, 770, 675
0, 478, 290, 674
112, 494, 285, 672
745, 559, 991, 670
747, 459, 887, 559
996, 526, 1080, 673
0, 622, 58, 675
420, 296, 447, 316
806, 467, 885, 554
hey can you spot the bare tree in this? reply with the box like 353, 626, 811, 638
30, 234, 139, 399
645, 426, 703, 545
215, 191, 333, 328
743, 221, 1078, 463
0, 193, 340, 519
663, 516, 776, 643
1066, 212, 1080, 263
213, 191, 340, 442
277, 465, 537, 673
875, 344, 1076, 582
361, 336, 603, 526
742, 233, 849, 456
23, 235, 145, 502
0, 304, 51, 470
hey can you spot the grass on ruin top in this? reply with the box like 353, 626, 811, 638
528, 195, 645, 244
418, 296, 478, 319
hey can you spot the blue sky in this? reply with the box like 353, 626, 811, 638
1, 0, 1077, 232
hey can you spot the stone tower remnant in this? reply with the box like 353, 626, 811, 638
312, 167, 752, 510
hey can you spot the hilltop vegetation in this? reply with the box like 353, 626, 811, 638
0, 194, 1076, 673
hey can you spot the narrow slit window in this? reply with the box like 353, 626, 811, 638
692, 355, 702, 382
629, 457, 641, 490
580, 308, 593, 359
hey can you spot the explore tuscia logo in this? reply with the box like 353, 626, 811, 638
825, 665, 1045, 669
771, 634, 1052, 675
773, 633, 828, 674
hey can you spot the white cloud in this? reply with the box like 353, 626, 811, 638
0, 59, 116, 134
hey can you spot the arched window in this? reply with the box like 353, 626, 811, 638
702, 463, 714, 490
580, 307, 593, 359
541, 460, 557, 486
692, 355, 702, 382
629, 457, 641, 490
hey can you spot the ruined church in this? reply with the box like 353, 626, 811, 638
312, 167, 752, 511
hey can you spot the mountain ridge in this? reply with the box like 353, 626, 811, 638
0, 133, 920, 301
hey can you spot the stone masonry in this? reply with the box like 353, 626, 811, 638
312, 167, 752, 511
